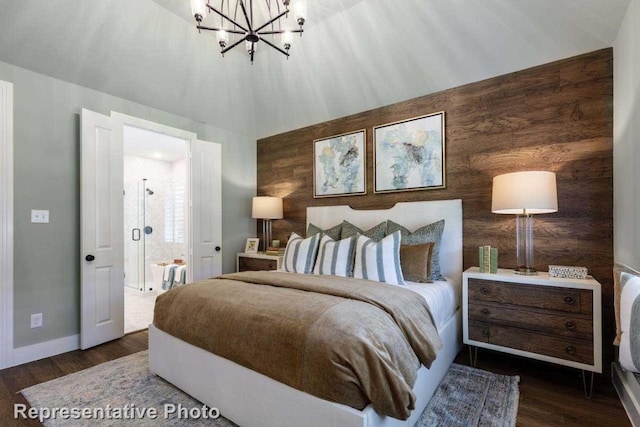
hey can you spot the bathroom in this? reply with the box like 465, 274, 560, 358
123, 125, 188, 333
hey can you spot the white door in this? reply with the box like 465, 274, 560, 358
191, 139, 222, 281
80, 109, 124, 349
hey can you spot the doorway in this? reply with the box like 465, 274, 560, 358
81, 109, 222, 349
122, 125, 188, 333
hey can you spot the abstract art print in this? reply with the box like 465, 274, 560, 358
313, 130, 366, 198
374, 112, 446, 193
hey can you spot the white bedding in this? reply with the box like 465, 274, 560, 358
272, 269, 460, 332
403, 278, 460, 331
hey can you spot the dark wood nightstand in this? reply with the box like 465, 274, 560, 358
236, 252, 283, 272
463, 267, 602, 397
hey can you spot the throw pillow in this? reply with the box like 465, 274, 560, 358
400, 243, 434, 283
341, 220, 387, 241
306, 222, 342, 241
313, 235, 356, 277
387, 219, 445, 281
353, 231, 405, 285
620, 274, 640, 372
282, 232, 320, 274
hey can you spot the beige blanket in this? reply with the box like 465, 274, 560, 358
153, 271, 442, 420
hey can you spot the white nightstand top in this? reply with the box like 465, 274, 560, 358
237, 252, 283, 259
464, 267, 601, 290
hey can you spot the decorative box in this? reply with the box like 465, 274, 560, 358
548, 265, 588, 279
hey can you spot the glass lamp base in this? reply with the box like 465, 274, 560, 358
514, 266, 538, 275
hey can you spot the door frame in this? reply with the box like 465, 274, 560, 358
112, 112, 196, 283
0, 80, 14, 369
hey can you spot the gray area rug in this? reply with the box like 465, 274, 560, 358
21, 351, 519, 426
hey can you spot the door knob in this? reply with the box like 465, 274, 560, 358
85, 254, 95, 262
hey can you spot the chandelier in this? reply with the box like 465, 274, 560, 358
190, 0, 307, 62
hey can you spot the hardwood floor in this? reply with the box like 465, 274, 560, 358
0, 331, 631, 426
455, 346, 631, 426
0, 331, 148, 426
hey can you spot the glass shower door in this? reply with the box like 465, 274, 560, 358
123, 181, 144, 290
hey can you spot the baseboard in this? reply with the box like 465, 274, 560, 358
11, 334, 80, 367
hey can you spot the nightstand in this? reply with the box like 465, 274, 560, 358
462, 267, 602, 397
236, 252, 283, 272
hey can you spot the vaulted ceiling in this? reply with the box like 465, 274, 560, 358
0, 0, 630, 139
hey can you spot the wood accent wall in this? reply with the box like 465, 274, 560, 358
257, 49, 614, 362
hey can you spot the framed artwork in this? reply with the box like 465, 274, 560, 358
374, 112, 446, 193
313, 130, 366, 198
245, 238, 259, 254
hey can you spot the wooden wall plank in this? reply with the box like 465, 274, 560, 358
257, 48, 614, 365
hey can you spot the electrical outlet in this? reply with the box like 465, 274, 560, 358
31, 209, 50, 224
30, 313, 43, 328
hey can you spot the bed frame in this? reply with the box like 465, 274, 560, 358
612, 263, 640, 426
149, 199, 463, 427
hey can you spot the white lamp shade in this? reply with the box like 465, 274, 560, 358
252, 196, 283, 219
190, 0, 207, 17
492, 171, 558, 215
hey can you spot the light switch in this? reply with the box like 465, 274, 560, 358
31, 209, 50, 224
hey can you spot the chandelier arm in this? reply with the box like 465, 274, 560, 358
260, 37, 290, 57
206, 4, 248, 33
239, 0, 254, 32
260, 29, 303, 35
197, 26, 246, 35
254, 9, 289, 33
220, 37, 247, 55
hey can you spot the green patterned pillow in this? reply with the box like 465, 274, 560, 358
341, 220, 387, 241
307, 222, 342, 241
387, 219, 445, 281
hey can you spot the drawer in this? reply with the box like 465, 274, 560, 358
468, 302, 593, 339
238, 257, 277, 272
468, 278, 591, 314
469, 321, 594, 365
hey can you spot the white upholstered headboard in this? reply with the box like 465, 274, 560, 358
307, 199, 463, 285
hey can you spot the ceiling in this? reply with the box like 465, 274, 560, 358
0, 0, 631, 140
123, 125, 188, 162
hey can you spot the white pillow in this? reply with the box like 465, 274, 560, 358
619, 274, 640, 372
353, 231, 405, 285
282, 232, 320, 274
313, 235, 356, 277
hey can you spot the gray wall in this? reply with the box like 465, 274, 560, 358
613, 0, 640, 271
0, 60, 256, 348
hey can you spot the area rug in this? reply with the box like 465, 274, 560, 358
21, 351, 519, 426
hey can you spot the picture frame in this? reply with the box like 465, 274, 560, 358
245, 238, 259, 254
313, 129, 366, 198
374, 112, 446, 193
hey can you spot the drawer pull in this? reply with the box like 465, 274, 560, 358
565, 321, 576, 330
481, 329, 489, 337
480, 287, 490, 295
564, 296, 576, 305
481, 308, 490, 315
565, 345, 576, 355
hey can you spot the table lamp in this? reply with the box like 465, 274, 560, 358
492, 171, 558, 275
252, 196, 283, 252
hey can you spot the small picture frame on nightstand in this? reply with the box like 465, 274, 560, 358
245, 238, 259, 254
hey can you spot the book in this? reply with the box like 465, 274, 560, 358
479, 245, 498, 273
490, 248, 498, 273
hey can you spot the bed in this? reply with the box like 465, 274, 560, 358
149, 199, 463, 427
612, 263, 640, 426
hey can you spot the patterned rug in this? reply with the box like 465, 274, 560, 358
21, 351, 519, 426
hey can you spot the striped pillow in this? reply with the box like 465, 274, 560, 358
313, 235, 356, 277
353, 231, 405, 285
282, 232, 320, 274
